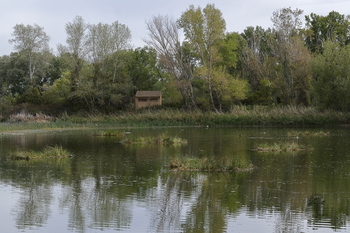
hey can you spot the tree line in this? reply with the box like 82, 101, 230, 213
1, 4, 350, 117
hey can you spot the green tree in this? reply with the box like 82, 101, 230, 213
9, 23, 50, 87
87, 21, 131, 86
177, 4, 248, 112
239, 26, 276, 92
127, 47, 162, 93
305, 11, 350, 53
311, 41, 350, 111
58, 16, 89, 92
178, 4, 226, 112
0, 53, 27, 95
271, 7, 312, 105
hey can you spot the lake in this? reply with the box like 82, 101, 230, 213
1, 126, 350, 232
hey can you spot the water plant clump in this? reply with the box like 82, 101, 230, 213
287, 130, 330, 137
253, 141, 312, 152
122, 134, 187, 144
168, 155, 254, 172
8, 145, 71, 160
92, 130, 125, 137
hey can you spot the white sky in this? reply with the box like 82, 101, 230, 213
1, 0, 350, 56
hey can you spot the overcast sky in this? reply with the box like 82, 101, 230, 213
1, 0, 350, 56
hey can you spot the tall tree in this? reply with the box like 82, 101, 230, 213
271, 7, 312, 104
57, 16, 89, 92
177, 4, 227, 112
9, 23, 50, 86
144, 15, 197, 107
86, 21, 132, 108
87, 21, 131, 85
305, 11, 350, 53
271, 7, 303, 38
240, 26, 276, 92
311, 41, 350, 111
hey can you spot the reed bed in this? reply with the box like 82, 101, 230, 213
1, 105, 350, 132
168, 155, 254, 172
8, 145, 71, 160
253, 141, 312, 152
59, 105, 350, 126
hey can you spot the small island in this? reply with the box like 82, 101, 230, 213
121, 135, 187, 144
253, 141, 312, 152
8, 145, 71, 160
168, 156, 254, 172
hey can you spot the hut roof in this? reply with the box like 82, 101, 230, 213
135, 91, 162, 97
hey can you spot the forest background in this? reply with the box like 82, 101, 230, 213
1, 4, 350, 124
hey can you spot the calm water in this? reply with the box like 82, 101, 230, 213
1, 126, 350, 233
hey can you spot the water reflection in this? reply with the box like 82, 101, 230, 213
1, 127, 350, 232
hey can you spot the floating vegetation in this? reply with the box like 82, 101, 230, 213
287, 130, 330, 137
92, 130, 125, 137
168, 155, 254, 172
253, 141, 312, 152
8, 145, 71, 160
121, 134, 187, 144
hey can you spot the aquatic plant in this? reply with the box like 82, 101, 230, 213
253, 141, 312, 152
168, 155, 254, 172
8, 145, 71, 160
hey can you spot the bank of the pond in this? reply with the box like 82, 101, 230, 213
1, 106, 350, 131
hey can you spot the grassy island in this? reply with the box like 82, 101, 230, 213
168, 156, 254, 172
122, 134, 187, 144
92, 130, 125, 137
287, 130, 330, 137
253, 141, 312, 152
8, 145, 71, 160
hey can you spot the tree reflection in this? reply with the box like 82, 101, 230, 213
6, 160, 56, 230
15, 177, 53, 230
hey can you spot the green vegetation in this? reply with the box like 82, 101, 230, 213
253, 141, 312, 152
168, 155, 254, 172
122, 134, 187, 144
287, 130, 330, 137
8, 145, 70, 160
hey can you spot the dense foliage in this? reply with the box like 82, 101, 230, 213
1, 5, 350, 119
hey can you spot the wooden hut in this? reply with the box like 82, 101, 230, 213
135, 91, 162, 108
